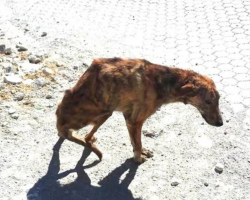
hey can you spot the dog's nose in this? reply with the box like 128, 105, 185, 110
215, 120, 223, 127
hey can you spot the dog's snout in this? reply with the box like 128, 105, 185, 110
201, 112, 223, 127
215, 120, 223, 127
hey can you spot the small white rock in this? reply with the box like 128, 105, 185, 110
42, 67, 54, 75
215, 163, 224, 172
0, 83, 6, 89
4, 75, 23, 84
19, 62, 42, 74
11, 113, 19, 119
55, 61, 65, 67
8, 108, 16, 114
23, 79, 34, 85
34, 77, 46, 87
14, 92, 25, 101
28, 55, 42, 64
1, 63, 13, 73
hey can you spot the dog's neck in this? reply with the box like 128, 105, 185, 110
154, 66, 197, 105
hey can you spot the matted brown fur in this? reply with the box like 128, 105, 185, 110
56, 58, 223, 163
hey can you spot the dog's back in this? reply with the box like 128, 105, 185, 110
72, 58, 186, 114
72, 58, 161, 115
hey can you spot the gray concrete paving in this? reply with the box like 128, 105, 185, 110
1, 0, 250, 200
1, 0, 250, 108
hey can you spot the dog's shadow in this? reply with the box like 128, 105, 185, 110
27, 138, 141, 200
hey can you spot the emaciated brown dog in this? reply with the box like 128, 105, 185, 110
56, 58, 223, 163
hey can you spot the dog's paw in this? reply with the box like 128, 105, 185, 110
142, 148, 154, 158
134, 156, 147, 164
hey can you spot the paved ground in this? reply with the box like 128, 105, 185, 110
1, 0, 250, 200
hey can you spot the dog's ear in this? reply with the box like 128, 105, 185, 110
180, 81, 199, 97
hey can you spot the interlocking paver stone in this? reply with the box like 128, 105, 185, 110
233, 67, 249, 74
224, 85, 241, 94
238, 81, 250, 89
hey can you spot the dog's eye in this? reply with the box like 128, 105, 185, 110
205, 100, 212, 105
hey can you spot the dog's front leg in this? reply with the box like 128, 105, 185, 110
125, 121, 146, 163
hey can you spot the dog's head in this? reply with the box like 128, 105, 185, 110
179, 74, 223, 127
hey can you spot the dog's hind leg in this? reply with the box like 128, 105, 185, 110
84, 112, 113, 143
59, 129, 103, 160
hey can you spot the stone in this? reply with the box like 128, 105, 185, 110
8, 108, 16, 115
4, 75, 23, 84
46, 94, 52, 99
56, 61, 65, 67
0, 44, 5, 53
1, 63, 13, 73
28, 55, 42, 64
47, 103, 53, 107
19, 62, 42, 74
13, 57, 21, 63
171, 178, 180, 186
0, 83, 6, 89
11, 113, 19, 119
23, 79, 34, 85
215, 163, 224, 173
41, 32, 47, 37
14, 92, 25, 101
42, 68, 54, 75
16, 45, 28, 52
34, 77, 46, 87
4, 48, 12, 55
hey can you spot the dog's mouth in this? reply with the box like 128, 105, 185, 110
201, 114, 223, 127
